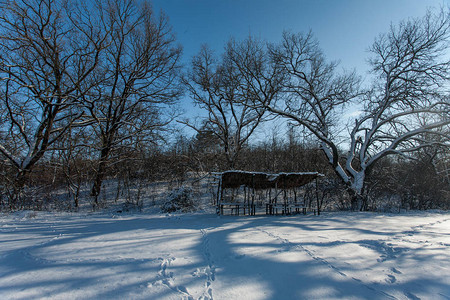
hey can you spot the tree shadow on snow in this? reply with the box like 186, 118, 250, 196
0, 213, 448, 299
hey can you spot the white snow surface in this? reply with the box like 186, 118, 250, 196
0, 210, 449, 300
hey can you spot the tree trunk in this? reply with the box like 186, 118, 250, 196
8, 169, 31, 210
347, 186, 367, 211
91, 146, 111, 209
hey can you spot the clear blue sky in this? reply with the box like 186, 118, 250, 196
153, 0, 447, 72
151, 0, 448, 138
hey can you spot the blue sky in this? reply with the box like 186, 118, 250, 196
151, 0, 448, 138
153, 0, 447, 72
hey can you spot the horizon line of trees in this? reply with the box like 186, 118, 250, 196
1, 0, 449, 211
0, 130, 448, 211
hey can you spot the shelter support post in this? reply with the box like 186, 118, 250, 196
315, 177, 320, 216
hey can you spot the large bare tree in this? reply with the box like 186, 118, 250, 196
83, 0, 182, 206
250, 9, 450, 210
0, 0, 107, 206
183, 38, 282, 169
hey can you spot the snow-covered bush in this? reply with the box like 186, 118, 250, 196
161, 187, 196, 213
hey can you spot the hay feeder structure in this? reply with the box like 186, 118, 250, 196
216, 171, 324, 216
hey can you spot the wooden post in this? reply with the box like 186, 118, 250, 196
243, 186, 247, 215
315, 177, 320, 216
216, 175, 221, 206
251, 175, 255, 216
274, 182, 278, 206
219, 178, 224, 215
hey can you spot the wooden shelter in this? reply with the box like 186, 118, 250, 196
216, 171, 324, 216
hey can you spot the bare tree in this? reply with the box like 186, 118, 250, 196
183, 38, 281, 169
346, 9, 450, 209
263, 30, 361, 196
0, 0, 107, 207
254, 9, 450, 210
83, 0, 182, 207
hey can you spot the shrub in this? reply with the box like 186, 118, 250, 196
161, 187, 195, 213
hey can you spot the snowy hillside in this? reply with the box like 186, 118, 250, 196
0, 210, 449, 299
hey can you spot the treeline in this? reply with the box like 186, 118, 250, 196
1, 0, 449, 211
1, 130, 448, 211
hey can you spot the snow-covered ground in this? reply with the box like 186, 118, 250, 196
0, 210, 449, 299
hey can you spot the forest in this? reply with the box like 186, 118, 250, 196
0, 0, 449, 212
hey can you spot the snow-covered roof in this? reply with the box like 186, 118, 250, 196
218, 170, 324, 189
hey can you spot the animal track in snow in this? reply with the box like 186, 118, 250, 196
385, 274, 396, 284
384, 267, 402, 285
394, 218, 450, 248
197, 229, 216, 300
404, 291, 421, 300
152, 257, 194, 300
405, 218, 450, 235
258, 228, 348, 276
358, 240, 403, 262
258, 228, 397, 299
